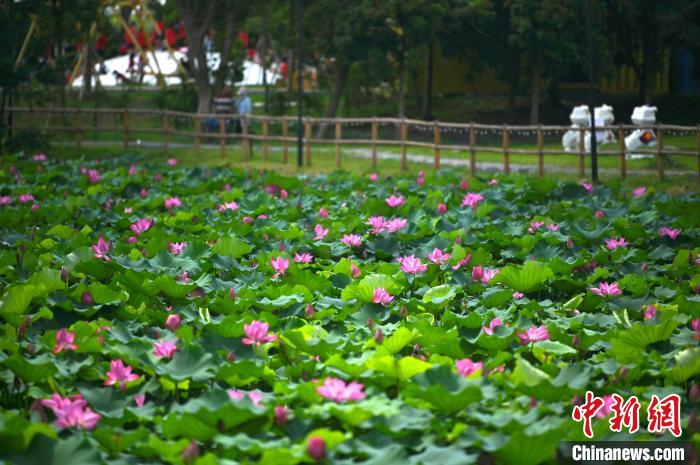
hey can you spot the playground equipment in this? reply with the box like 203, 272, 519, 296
625, 105, 657, 158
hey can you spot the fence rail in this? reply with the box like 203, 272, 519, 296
7, 106, 700, 181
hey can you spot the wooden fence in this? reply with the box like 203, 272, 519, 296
7, 106, 700, 181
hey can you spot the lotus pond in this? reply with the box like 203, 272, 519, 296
0, 154, 698, 465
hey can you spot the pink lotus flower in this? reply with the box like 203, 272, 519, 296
258, 213, 269, 220
427, 248, 451, 265
177, 271, 190, 283
482, 318, 503, 335
134, 394, 146, 407
53, 328, 78, 354
41, 393, 100, 430
0, 196, 12, 205
605, 237, 628, 250
165, 314, 181, 331
313, 224, 329, 241
130, 218, 153, 236
318, 207, 329, 218
341, 234, 363, 247
472, 266, 499, 283
456, 358, 483, 377
691, 319, 700, 333
294, 252, 313, 263
218, 201, 239, 212
513, 291, 524, 299
397, 255, 428, 274
367, 216, 386, 234
270, 256, 289, 278
316, 377, 366, 403
489, 178, 499, 186
168, 242, 187, 255
659, 227, 680, 239
140, 188, 148, 198
595, 210, 605, 218
164, 197, 181, 210
372, 288, 394, 306
350, 263, 361, 278
590, 281, 622, 297
308, 436, 326, 461
547, 223, 560, 232
242, 320, 278, 346
124, 207, 133, 214
92, 236, 111, 260
416, 175, 425, 187
369, 173, 379, 181
243, 216, 254, 224
274, 405, 289, 426
248, 390, 264, 406
128, 164, 138, 176
461, 192, 484, 209
104, 360, 140, 389
385, 217, 407, 233
167, 158, 178, 166
459, 179, 469, 190
437, 203, 447, 214
643, 304, 657, 320
31, 203, 40, 211
528, 221, 545, 233
451, 254, 472, 270
153, 339, 178, 358
632, 186, 647, 197
517, 325, 550, 344
18, 194, 34, 203
33, 153, 47, 162
385, 195, 405, 207
581, 182, 594, 193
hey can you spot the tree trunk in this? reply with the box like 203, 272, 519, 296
214, 8, 236, 94
529, 52, 541, 124
397, 35, 407, 119
80, 43, 93, 100
316, 60, 348, 139
507, 49, 520, 119
421, 42, 433, 119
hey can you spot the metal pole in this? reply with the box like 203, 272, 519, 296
296, 0, 303, 168
586, 0, 598, 182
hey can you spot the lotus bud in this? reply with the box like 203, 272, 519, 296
181, 441, 200, 463
165, 314, 181, 331
437, 203, 447, 214
400, 305, 408, 318
60, 267, 69, 283
227, 351, 237, 362
688, 410, 697, 433
305, 304, 315, 318
374, 328, 384, 345
530, 397, 538, 408
367, 318, 374, 330
572, 335, 580, 347
642, 262, 649, 272
274, 405, 289, 426
689, 383, 700, 403
307, 436, 326, 461
229, 288, 236, 300
618, 366, 628, 379
81, 291, 93, 306
566, 238, 574, 249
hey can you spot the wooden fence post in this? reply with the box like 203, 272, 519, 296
537, 125, 544, 177
262, 117, 269, 161
75, 108, 82, 149
162, 112, 169, 155
335, 119, 342, 169
242, 117, 250, 161
219, 116, 226, 159
618, 125, 626, 179
469, 123, 476, 177
578, 126, 585, 178
123, 109, 129, 149
305, 119, 312, 166
433, 121, 441, 170
371, 118, 378, 170
194, 116, 201, 161
656, 125, 664, 181
502, 125, 510, 175
400, 119, 408, 172
282, 118, 289, 164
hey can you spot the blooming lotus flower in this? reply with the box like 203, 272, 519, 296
595, 210, 605, 218
165, 314, 181, 331
243, 216, 254, 224
31, 203, 40, 211
18, 194, 34, 203
313, 224, 329, 241
451, 254, 472, 270
590, 281, 621, 297
397, 255, 427, 274
341, 234, 362, 247
257, 214, 269, 220
294, 252, 313, 263
416, 175, 425, 187
456, 358, 483, 377
369, 173, 379, 181
691, 319, 700, 333
517, 325, 550, 344
489, 178, 499, 186
242, 320, 278, 346
461, 192, 484, 209
130, 218, 153, 236
547, 223, 560, 232
385, 195, 405, 207
140, 188, 148, 198
104, 360, 140, 389
482, 318, 503, 335
385, 217, 407, 233
372, 288, 393, 306
164, 197, 181, 210
605, 237, 628, 250
632, 186, 647, 197
659, 227, 680, 239
0, 196, 12, 205
124, 207, 133, 214
92, 236, 111, 260
227, 389, 245, 400
168, 242, 187, 255
318, 207, 329, 218
643, 304, 657, 320
427, 248, 451, 265
367, 216, 386, 234
153, 339, 178, 358
218, 201, 239, 212
351, 263, 361, 278
513, 291, 524, 299
248, 390, 264, 406
177, 271, 190, 283
528, 221, 545, 233
41, 394, 100, 430
279, 189, 289, 200
134, 394, 146, 407
581, 182, 594, 193
128, 164, 138, 176
472, 265, 499, 283
316, 377, 366, 403
270, 256, 289, 278
167, 158, 178, 166
53, 328, 78, 353
33, 153, 47, 162
437, 203, 447, 214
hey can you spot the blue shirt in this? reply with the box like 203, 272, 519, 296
236, 96, 252, 116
